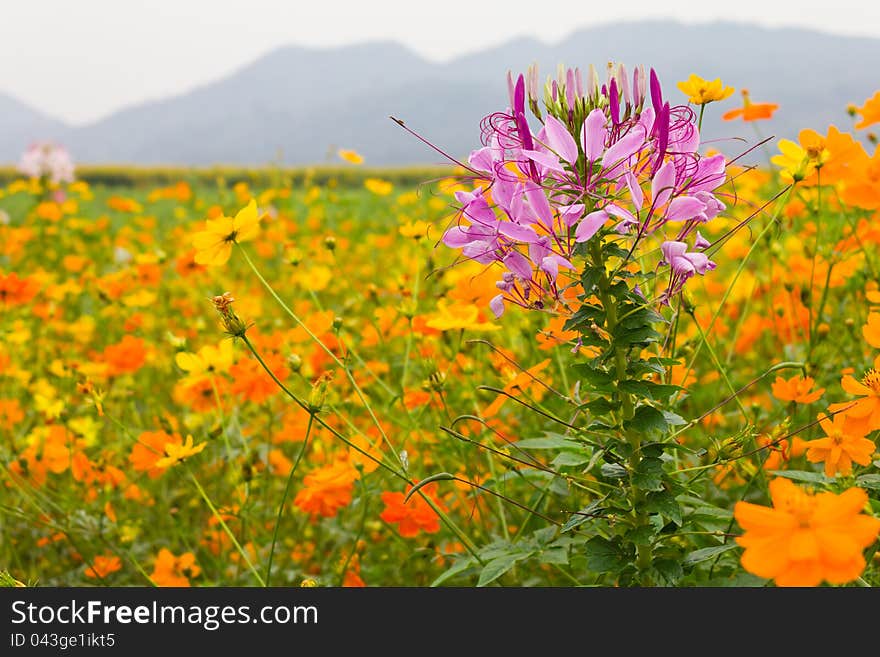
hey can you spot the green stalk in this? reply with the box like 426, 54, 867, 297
589, 240, 652, 580
265, 413, 314, 586
187, 468, 266, 586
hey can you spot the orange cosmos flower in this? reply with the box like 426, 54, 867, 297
854, 90, 880, 130
294, 459, 359, 518
735, 477, 880, 587
722, 89, 778, 122
803, 413, 875, 477
863, 312, 880, 348
150, 549, 200, 587
827, 357, 880, 434
129, 431, 184, 478
0, 399, 24, 428
0, 272, 40, 307
380, 483, 445, 538
102, 335, 148, 376
771, 374, 825, 404
84, 554, 122, 579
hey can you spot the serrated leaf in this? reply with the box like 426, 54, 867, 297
561, 499, 604, 533
626, 524, 657, 545
645, 491, 682, 526
612, 325, 661, 346
477, 554, 525, 587
571, 364, 616, 392
618, 380, 681, 401
431, 558, 476, 587
624, 405, 668, 437
662, 411, 687, 426
600, 463, 628, 479
584, 537, 631, 573
632, 457, 665, 491
683, 544, 738, 567
652, 559, 683, 585
583, 397, 619, 416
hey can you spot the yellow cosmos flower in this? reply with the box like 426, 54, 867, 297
772, 130, 830, 183
772, 141, 815, 183
192, 199, 261, 266
364, 178, 393, 196
425, 300, 500, 332
175, 340, 235, 380
338, 149, 364, 164
398, 220, 430, 239
676, 74, 734, 105
154, 435, 207, 468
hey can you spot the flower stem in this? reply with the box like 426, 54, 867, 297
187, 468, 266, 586
265, 413, 314, 586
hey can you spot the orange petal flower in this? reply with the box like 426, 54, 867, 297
380, 483, 446, 538
735, 478, 880, 586
771, 374, 825, 404
803, 413, 876, 477
854, 90, 880, 130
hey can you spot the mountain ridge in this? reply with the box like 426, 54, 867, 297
1, 20, 877, 165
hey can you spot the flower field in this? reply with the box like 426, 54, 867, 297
2, 70, 880, 588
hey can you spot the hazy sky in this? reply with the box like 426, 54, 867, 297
4, 0, 880, 125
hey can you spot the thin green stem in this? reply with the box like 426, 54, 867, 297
187, 468, 266, 586
265, 413, 314, 586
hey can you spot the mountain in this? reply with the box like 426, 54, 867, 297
1, 21, 878, 165
0, 93, 69, 162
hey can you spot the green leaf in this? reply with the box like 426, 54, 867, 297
662, 411, 687, 426
584, 537, 631, 574
652, 559, 683, 585
600, 463, 628, 479
619, 305, 665, 329
683, 544, 738, 567
431, 558, 476, 587
856, 474, 880, 490
583, 397, 619, 416
624, 405, 668, 437
618, 380, 681, 402
612, 324, 661, 346
539, 548, 570, 565
645, 491, 682, 526
514, 435, 581, 450
552, 451, 592, 468
561, 500, 603, 533
626, 524, 657, 545
477, 554, 525, 587
571, 364, 616, 392
632, 457, 665, 491
769, 470, 831, 485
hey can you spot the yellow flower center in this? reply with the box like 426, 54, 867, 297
805, 144, 824, 160
779, 491, 816, 528
829, 430, 844, 446
862, 368, 880, 394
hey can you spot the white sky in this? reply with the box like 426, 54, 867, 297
3, 0, 880, 125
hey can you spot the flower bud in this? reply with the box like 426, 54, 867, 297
308, 373, 332, 412
324, 236, 336, 251
287, 353, 303, 372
